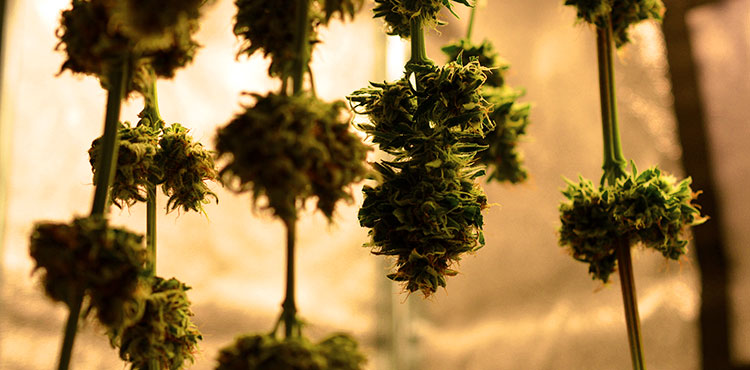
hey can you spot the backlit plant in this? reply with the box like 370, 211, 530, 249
214, 0, 369, 368
558, 1, 705, 369
349, 0, 492, 297
30, 1, 212, 369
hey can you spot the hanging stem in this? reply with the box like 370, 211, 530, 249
280, 219, 298, 338
596, 16, 644, 370
408, 17, 430, 67
291, 0, 311, 95
146, 184, 157, 276
466, 0, 478, 41
616, 238, 645, 370
59, 59, 128, 370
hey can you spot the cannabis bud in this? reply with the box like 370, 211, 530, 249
373, 0, 472, 38
89, 121, 162, 208
234, 0, 322, 78
158, 123, 219, 214
564, 0, 665, 47
559, 165, 706, 282
57, 0, 205, 91
111, 276, 202, 370
29, 216, 148, 329
89, 113, 218, 214
349, 60, 490, 296
320, 0, 364, 21
441, 39, 532, 183
215, 333, 365, 370
215, 92, 370, 224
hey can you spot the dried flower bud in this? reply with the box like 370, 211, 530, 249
215, 333, 366, 370
215, 93, 370, 224
441, 39, 532, 183
564, 0, 665, 47
57, 0, 204, 91
234, 0, 323, 78
349, 61, 490, 296
441, 39, 508, 88
111, 276, 202, 370
373, 0, 471, 38
559, 165, 706, 282
29, 216, 148, 329
157, 123, 219, 214
89, 121, 162, 208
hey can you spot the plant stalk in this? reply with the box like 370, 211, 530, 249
466, 0, 478, 41
408, 18, 430, 67
59, 59, 128, 370
281, 219, 298, 338
616, 239, 645, 370
596, 16, 626, 186
596, 15, 644, 370
146, 184, 157, 277
291, 0, 311, 95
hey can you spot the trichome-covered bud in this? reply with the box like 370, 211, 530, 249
89, 121, 162, 208
111, 276, 202, 370
157, 123, 219, 214
215, 93, 371, 224
564, 0, 665, 47
234, 0, 323, 78
373, 0, 472, 38
441, 39, 532, 183
441, 39, 508, 88
29, 216, 148, 329
559, 164, 706, 282
215, 332, 366, 370
349, 61, 490, 296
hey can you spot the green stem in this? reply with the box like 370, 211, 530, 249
60, 59, 128, 370
596, 16, 626, 186
56, 290, 83, 370
596, 15, 643, 370
281, 220, 298, 338
91, 60, 128, 215
616, 239, 646, 370
291, 0, 311, 95
466, 0, 478, 41
146, 184, 157, 277
408, 17, 431, 67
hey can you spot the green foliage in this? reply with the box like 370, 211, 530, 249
215, 93, 371, 224
29, 216, 148, 330
373, 0, 472, 37
111, 277, 202, 370
215, 333, 365, 370
320, 0, 365, 21
564, 0, 665, 47
158, 123, 219, 214
349, 60, 489, 296
56, 0, 205, 91
89, 111, 218, 214
442, 39, 532, 183
559, 165, 706, 282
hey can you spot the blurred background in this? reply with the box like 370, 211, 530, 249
0, 0, 748, 369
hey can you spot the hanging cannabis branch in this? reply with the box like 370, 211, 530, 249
349, 0, 495, 297
559, 1, 706, 369
214, 0, 369, 368
30, 1, 213, 369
